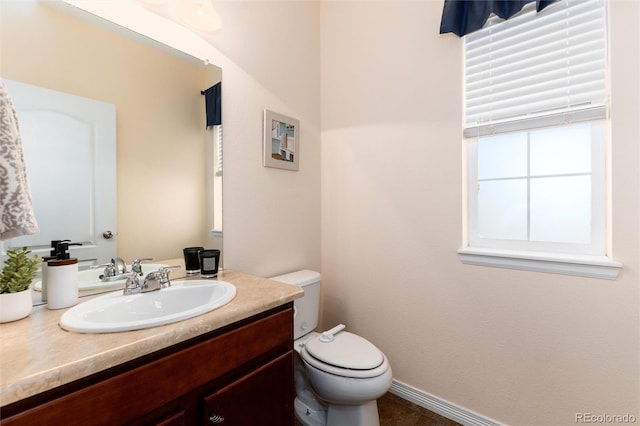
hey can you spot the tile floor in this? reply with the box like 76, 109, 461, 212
378, 393, 461, 426
294, 392, 461, 426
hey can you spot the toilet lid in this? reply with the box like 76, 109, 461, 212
304, 331, 384, 370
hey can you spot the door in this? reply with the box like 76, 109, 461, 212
2, 79, 116, 265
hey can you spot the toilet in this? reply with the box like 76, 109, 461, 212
270, 270, 392, 426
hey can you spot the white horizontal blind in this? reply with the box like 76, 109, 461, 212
217, 125, 223, 175
464, 0, 608, 137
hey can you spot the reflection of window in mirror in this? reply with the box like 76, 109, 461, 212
216, 125, 223, 177
206, 125, 223, 238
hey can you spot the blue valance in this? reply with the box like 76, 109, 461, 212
440, 0, 557, 37
201, 82, 221, 127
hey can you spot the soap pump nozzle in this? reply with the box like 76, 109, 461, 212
50, 240, 70, 257
50, 240, 82, 260
55, 242, 71, 260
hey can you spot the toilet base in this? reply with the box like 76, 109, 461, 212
327, 400, 380, 426
295, 397, 326, 426
295, 397, 380, 426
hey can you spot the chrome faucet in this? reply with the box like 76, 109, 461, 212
95, 257, 154, 282
113, 257, 127, 275
123, 273, 141, 295
94, 257, 128, 281
123, 266, 180, 295
131, 258, 153, 276
93, 258, 123, 281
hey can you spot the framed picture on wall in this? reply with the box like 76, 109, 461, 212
263, 109, 300, 171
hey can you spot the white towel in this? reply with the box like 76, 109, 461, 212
0, 81, 39, 240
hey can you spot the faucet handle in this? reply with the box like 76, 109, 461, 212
160, 265, 181, 272
137, 266, 182, 293
141, 265, 178, 292
156, 265, 181, 287
94, 260, 118, 279
123, 273, 141, 295
147, 266, 180, 287
131, 258, 153, 275
91, 263, 112, 269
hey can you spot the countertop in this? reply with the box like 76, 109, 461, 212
0, 265, 303, 407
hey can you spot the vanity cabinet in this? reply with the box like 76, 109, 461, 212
1, 304, 295, 426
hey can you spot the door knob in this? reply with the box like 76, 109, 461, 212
103, 230, 114, 239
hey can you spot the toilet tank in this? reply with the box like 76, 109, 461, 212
269, 270, 320, 340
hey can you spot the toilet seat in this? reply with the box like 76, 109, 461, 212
300, 331, 389, 379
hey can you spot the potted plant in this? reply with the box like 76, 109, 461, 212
0, 247, 41, 323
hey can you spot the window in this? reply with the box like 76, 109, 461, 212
216, 124, 223, 176
469, 123, 605, 255
459, 0, 621, 279
207, 125, 223, 237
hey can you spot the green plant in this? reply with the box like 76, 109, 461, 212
0, 247, 41, 294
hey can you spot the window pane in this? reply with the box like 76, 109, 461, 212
530, 124, 592, 176
478, 133, 527, 179
477, 179, 528, 240
530, 176, 591, 244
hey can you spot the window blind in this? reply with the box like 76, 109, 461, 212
464, 0, 608, 137
217, 125, 223, 175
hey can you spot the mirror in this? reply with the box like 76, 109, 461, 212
0, 2, 222, 302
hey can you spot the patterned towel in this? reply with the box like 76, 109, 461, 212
0, 81, 39, 240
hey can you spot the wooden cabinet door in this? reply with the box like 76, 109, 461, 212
151, 410, 187, 426
203, 352, 294, 426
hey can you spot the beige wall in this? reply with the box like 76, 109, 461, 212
209, 1, 322, 277
1, 2, 211, 262
320, 1, 639, 425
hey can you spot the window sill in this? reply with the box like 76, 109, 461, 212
457, 247, 622, 280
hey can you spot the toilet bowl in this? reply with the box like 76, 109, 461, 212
270, 270, 392, 426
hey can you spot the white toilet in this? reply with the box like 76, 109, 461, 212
270, 270, 392, 426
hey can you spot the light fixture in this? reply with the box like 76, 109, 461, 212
175, 1, 221, 34
137, 0, 222, 35
138, 0, 168, 7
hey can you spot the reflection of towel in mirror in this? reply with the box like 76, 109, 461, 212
0, 81, 39, 241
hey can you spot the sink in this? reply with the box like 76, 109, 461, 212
34, 263, 170, 291
59, 280, 236, 333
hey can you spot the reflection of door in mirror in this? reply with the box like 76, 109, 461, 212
3, 79, 116, 266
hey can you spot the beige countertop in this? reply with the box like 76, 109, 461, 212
0, 266, 303, 407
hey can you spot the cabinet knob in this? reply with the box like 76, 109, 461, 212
209, 413, 225, 424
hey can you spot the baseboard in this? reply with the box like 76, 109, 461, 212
389, 380, 502, 426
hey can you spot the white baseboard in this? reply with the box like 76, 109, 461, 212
389, 380, 502, 426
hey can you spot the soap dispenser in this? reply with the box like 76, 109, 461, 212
39, 255, 55, 303
41, 240, 70, 303
47, 241, 79, 310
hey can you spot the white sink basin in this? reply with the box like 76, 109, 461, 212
34, 263, 170, 291
59, 280, 236, 333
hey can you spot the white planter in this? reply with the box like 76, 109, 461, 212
0, 289, 33, 323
